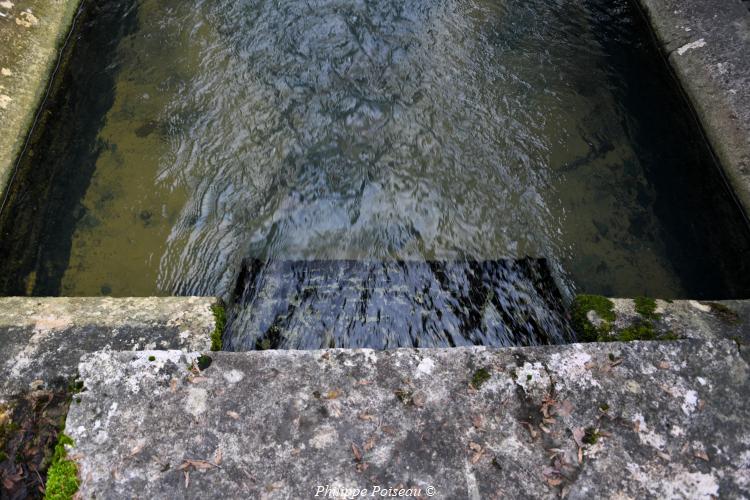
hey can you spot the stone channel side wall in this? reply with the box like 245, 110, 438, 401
635, 0, 750, 217
0, 0, 82, 201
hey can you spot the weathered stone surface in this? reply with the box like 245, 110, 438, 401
0, 297, 215, 397
635, 0, 750, 216
67, 341, 749, 499
0, 0, 82, 199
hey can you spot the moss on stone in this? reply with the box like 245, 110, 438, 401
210, 302, 227, 351
616, 323, 657, 342
44, 434, 78, 500
583, 427, 600, 445
471, 368, 492, 389
634, 296, 658, 320
571, 295, 615, 342
702, 302, 741, 324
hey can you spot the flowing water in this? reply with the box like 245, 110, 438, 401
2, 0, 750, 347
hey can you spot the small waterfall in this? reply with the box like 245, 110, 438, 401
224, 258, 575, 350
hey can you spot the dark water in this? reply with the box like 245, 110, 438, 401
1, 0, 750, 348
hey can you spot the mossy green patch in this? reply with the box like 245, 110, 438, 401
44, 434, 78, 500
702, 302, 741, 324
583, 427, 600, 445
471, 368, 492, 389
148, 355, 156, 362
634, 296, 658, 320
210, 302, 227, 351
571, 295, 615, 342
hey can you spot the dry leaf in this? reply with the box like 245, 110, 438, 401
520, 422, 538, 440
363, 437, 376, 452
545, 477, 563, 487
226, 411, 240, 420
694, 450, 709, 461
184, 471, 190, 488
555, 400, 574, 417
351, 442, 363, 462
470, 451, 484, 464
539, 425, 551, 434
128, 443, 144, 457
472, 415, 484, 429
358, 413, 375, 421
657, 361, 670, 370
412, 392, 426, 408
469, 442, 482, 452
214, 448, 223, 466
324, 389, 341, 400
577, 447, 583, 464
382, 426, 397, 436
572, 427, 585, 447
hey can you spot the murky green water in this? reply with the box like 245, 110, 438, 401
2, 0, 750, 302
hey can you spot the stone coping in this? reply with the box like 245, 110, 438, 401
66, 340, 749, 498
0, 297, 216, 397
0, 0, 82, 201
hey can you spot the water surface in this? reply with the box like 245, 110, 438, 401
1, 0, 749, 307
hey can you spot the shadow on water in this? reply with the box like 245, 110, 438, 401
0, 0, 140, 295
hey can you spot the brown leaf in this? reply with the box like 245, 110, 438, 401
472, 415, 485, 429
214, 448, 223, 466
577, 446, 583, 464
184, 470, 190, 488
381, 426, 397, 436
356, 462, 369, 473
520, 422, 538, 440
363, 437, 376, 452
545, 476, 563, 487
694, 450, 709, 461
470, 450, 484, 464
469, 442, 483, 452
657, 361, 670, 370
555, 400, 574, 417
572, 427, 585, 447
128, 443, 144, 457
226, 411, 240, 420
358, 413, 375, 421
412, 392, 426, 408
351, 442, 363, 462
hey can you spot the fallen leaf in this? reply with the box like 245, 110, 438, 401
324, 389, 341, 400
412, 392, 426, 408
351, 442, 363, 462
472, 415, 484, 429
363, 437, 376, 452
128, 443, 144, 457
694, 450, 709, 461
184, 471, 190, 488
545, 477, 563, 487
572, 427, 585, 448
381, 426, 397, 436
226, 411, 240, 420
657, 361, 670, 370
520, 421, 538, 440
214, 448, 223, 466
358, 413, 375, 421
469, 442, 482, 452
578, 447, 583, 464
555, 400, 574, 417
470, 450, 484, 464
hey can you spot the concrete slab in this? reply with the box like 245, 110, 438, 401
67, 341, 749, 498
0, 297, 215, 397
636, 0, 750, 216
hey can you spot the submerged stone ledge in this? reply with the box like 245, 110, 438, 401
635, 0, 750, 215
0, 297, 215, 398
67, 340, 749, 499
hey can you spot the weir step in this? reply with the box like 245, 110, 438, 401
226, 259, 574, 350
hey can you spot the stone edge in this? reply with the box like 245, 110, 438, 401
634, 0, 750, 218
0, 0, 83, 203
